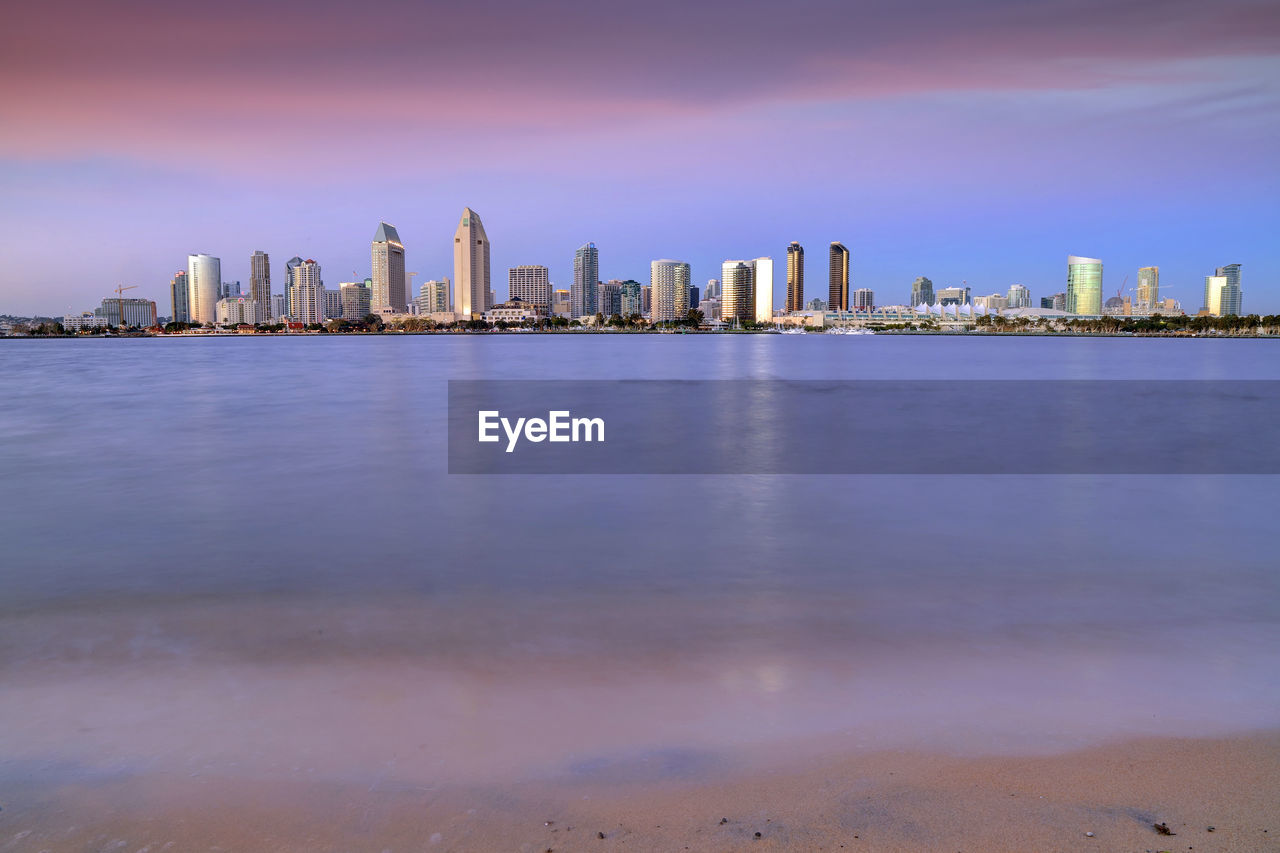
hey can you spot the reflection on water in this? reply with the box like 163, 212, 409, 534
0, 336, 1278, 789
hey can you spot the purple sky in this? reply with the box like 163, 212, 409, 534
2, 0, 1278, 315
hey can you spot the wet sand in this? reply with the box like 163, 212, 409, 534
5, 733, 1278, 852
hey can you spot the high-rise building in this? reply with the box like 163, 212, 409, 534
754, 257, 774, 323
651, 260, 691, 323
323, 288, 342, 320
453, 208, 491, 318
1212, 264, 1242, 316
215, 296, 259, 326
688, 285, 700, 313
220, 281, 241, 300
270, 293, 288, 321
829, 242, 849, 312
572, 243, 599, 317
974, 293, 1009, 311
936, 286, 971, 306
852, 288, 874, 310
1136, 267, 1159, 312
371, 222, 407, 313
599, 280, 623, 317
619, 281, 643, 316
509, 265, 551, 315
1006, 283, 1031, 308
416, 279, 450, 315
187, 254, 221, 325
786, 242, 804, 313
911, 276, 934, 307
288, 259, 324, 325
99, 297, 157, 327
721, 260, 755, 324
340, 281, 372, 321
170, 271, 189, 323
705, 279, 720, 300
641, 285, 652, 315
1066, 255, 1103, 315
249, 251, 270, 319
806, 298, 827, 312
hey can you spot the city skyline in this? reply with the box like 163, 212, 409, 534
1, 0, 1276, 316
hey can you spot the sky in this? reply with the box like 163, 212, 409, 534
1, 0, 1278, 316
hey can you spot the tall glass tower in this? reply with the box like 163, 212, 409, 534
371, 222, 407, 313
1066, 255, 1102, 315
829, 242, 849, 312
453, 208, 491, 318
650, 260, 691, 323
1136, 266, 1159, 312
572, 243, 599, 317
785, 242, 804, 313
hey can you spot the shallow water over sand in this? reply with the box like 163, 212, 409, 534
1, 335, 1278, 793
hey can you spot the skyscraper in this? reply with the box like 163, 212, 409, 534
754, 257, 774, 323
705, 279, 720, 300
417, 279, 450, 315
340, 281, 372, 321
572, 243, 599, 317
852, 288, 874, 310
1214, 264, 1242, 316
1066, 255, 1103, 315
599, 280, 623, 317
250, 250, 271, 320
911, 276, 934, 306
170, 271, 189, 323
509, 265, 551, 315
371, 222, 407, 313
453, 208, 491, 318
721, 260, 755, 324
187, 253, 221, 325
829, 242, 849, 312
1136, 267, 1159, 312
651, 260, 691, 323
786, 242, 804, 313
288, 259, 324, 325
1006, 283, 1031, 308
619, 280, 643, 316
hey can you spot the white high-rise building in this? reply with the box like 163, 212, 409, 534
852, 288, 874, 310
509, 265, 551, 315
721, 260, 755, 324
1007, 283, 1031, 308
371, 222, 407, 313
288, 259, 324, 325
754, 257, 774, 322
187, 254, 221, 325
453, 208, 491, 318
572, 244, 599, 317
650, 259, 691, 323
340, 281, 372, 321
416, 279, 450, 315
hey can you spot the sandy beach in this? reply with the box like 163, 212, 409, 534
5, 733, 1277, 852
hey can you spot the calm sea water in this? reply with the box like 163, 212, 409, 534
1, 335, 1278, 789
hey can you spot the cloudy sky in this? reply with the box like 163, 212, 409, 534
2, 0, 1277, 315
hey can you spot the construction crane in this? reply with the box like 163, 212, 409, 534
113, 284, 138, 329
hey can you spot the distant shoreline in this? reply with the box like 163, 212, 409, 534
4, 329, 1278, 340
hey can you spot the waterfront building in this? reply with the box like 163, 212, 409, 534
250, 251, 271, 321
754, 257, 774, 322
786, 242, 804, 313
572, 243, 599, 317
98, 297, 157, 327
483, 298, 542, 323
1066, 255, 1103, 315
170, 271, 189, 323
688, 285, 700, 313
415, 279, 450, 315
619, 280, 643, 317
852, 288, 874, 310
371, 222, 407, 313
323, 289, 342, 320
806, 297, 827, 312
911, 276, 934, 307
220, 281, 241, 299
1136, 267, 1159, 312
1039, 292, 1067, 311
288, 259, 324, 325
63, 311, 109, 331
216, 295, 260, 326
698, 297, 721, 321
599, 280, 623, 317
829, 242, 849, 312
509, 265, 551, 315
1210, 264, 1242, 316
453, 208, 491, 318
341, 281, 372, 321
187, 254, 221, 325
1007, 283, 1031, 308
973, 293, 1009, 311
641, 285, 652, 316
651, 259, 691, 323
705, 279, 720, 300
721, 260, 755, 324
936, 285, 971, 306
552, 289, 572, 317
270, 293, 288, 321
